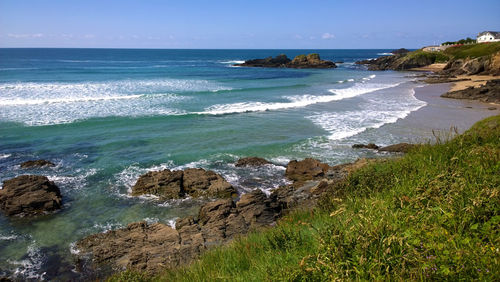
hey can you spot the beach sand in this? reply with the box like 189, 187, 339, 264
449, 75, 498, 91
392, 83, 499, 139
409, 63, 447, 72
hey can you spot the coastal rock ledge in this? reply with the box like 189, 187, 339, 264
235, 53, 336, 69
0, 175, 62, 217
131, 168, 237, 199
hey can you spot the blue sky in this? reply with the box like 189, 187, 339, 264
1, 0, 499, 49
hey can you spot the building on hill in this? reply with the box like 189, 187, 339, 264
477, 31, 500, 43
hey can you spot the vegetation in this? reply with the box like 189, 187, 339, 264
444, 41, 500, 59
407, 50, 450, 63
111, 115, 500, 281
442, 37, 476, 46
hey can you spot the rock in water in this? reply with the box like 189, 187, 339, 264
285, 158, 330, 181
352, 143, 379, 150
131, 168, 236, 199
131, 169, 184, 199
235, 157, 272, 167
20, 159, 56, 168
0, 175, 62, 216
235, 53, 336, 69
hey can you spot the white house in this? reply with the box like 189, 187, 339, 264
477, 31, 500, 43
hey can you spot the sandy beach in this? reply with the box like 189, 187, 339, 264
393, 82, 499, 137
449, 75, 499, 91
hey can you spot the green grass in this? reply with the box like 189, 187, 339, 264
406, 50, 451, 63
111, 115, 500, 281
444, 42, 500, 59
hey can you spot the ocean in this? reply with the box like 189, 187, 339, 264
0, 48, 427, 279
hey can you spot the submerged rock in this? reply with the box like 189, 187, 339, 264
131, 168, 236, 200
441, 79, 500, 103
235, 157, 272, 167
20, 159, 55, 168
235, 53, 336, 69
0, 175, 62, 217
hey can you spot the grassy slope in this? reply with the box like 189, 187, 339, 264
444, 42, 500, 59
112, 115, 500, 281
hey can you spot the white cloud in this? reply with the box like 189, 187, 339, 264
7, 33, 44, 38
293, 34, 303, 39
322, 33, 335, 40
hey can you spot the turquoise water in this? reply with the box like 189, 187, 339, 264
0, 49, 426, 279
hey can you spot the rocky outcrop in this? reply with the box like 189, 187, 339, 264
0, 175, 62, 217
356, 53, 435, 71
76, 189, 279, 274
285, 158, 330, 181
235, 54, 336, 69
378, 143, 418, 153
441, 79, 500, 103
287, 54, 337, 69
235, 157, 272, 167
391, 48, 410, 55
352, 143, 379, 150
20, 160, 55, 168
440, 52, 500, 76
75, 157, 374, 275
131, 168, 236, 200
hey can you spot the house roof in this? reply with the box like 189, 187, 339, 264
477, 31, 500, 38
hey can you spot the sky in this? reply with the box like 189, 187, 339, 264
1, 0, 499, 49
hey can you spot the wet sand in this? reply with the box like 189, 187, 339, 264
398, 83, 499, 137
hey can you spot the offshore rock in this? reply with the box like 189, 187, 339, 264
20, 159, 55, 168
441, 79, 500, 103
352, 143, 379, 150
131, 168, 236, 200
235, 157, 272, 167
0, 175, 62, 217
235, 54, 336, 69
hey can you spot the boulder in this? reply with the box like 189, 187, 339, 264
20, 160, 55, 168
131, 168, 236, 199
235, 157, 272, 167
131, 169, 184, 199
352, 143, 379, 150
285, 158, 330, 181
441, 79, 500, 103
0, 175, 62, 217
378, 143, 417, 153
391, 48, 410, 55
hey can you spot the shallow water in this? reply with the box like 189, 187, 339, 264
0, 49, 435, 279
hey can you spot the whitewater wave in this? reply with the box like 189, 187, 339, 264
220, 60, 245, 64
10, 242, 46, 280
197, 81, 400, 115
0, 94, 145, 106
307, 88, 426, 140
0, 154, 11, 160
377, 52, 393, 56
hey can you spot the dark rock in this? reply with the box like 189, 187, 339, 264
378, 143, 417, 153
285, 158, 329, 181
488, 107, 497, 110
391, 48, 410, 55
335, 61, 344, 64
352, 143, 379, 150
287, 53, 337, 69
441, 79, 500, 103
0, 175, 62, 217
356, 52, 434, 71
131, 168, 236, 199
131, 169, 184, 199
235, 157, 272, 167
20, 160, 55, 168
421, 75, 471, 84
235, 53, 336, 69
